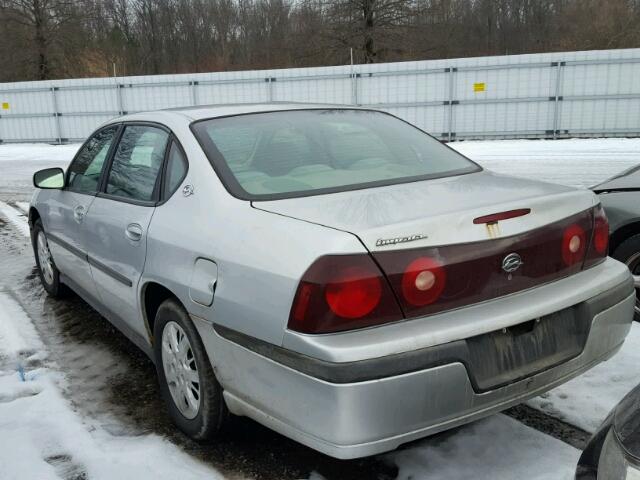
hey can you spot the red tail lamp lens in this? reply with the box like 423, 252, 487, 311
562, 224, 586, 266
401, 257, 446, 306
325, 266, 382, 318
288, 254, 403, 334
593, 211, 609, 255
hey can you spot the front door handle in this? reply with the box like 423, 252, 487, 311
73, 205, 86, 223
125, 223, 143, 241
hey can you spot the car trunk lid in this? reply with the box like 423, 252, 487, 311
253, 170, 596, 252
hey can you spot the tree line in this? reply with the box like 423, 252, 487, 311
1, 0, 639, 82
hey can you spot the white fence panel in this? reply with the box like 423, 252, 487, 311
196, 80, 267, 105
1, 48, 639, 144
1, 116, 57, 142
272, 76, 352, 104
57, 86, 119, 114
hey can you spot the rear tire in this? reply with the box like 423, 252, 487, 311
612, 234, 640, 322
153, 298, 228, 440
32, 219, 66, 297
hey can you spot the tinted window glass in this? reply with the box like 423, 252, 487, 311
67, 126, 118, 193
193, 110, 479, 200
106, 125, 169, 201
164, 142, 188, 198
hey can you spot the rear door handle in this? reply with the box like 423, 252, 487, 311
73, 205, 86, 223
125, 223, 143, 241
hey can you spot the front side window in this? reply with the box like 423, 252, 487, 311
67, 126, 118, 194
192, 109, 480, 200
105, 125, 169, 202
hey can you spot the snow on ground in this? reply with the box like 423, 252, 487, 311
0, 289, 224, 480
528, 323, 640, 433
0, 143, 79, 192
0, 143, 79, 164
0, 200, 30, 237
451, 137, 640, 188
15, 201, 30, 214
388, 415, 580, 480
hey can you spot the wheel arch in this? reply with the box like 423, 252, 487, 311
141, 281, 189, 344
28, 207, 41, 230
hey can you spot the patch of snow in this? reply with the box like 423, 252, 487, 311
15, 201, 30, 214
0, 290, 225, 480
0, 200, 30, 237
0, 143, 79, 164
0, 143, 79, 194
451, 138, 640, 188
388, 415, 580, 480
528, 322, 640, 433
0, 291, 43, 358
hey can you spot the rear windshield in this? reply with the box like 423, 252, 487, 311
192, 109, 480, 200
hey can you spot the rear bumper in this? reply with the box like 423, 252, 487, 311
193, 259, 635, 459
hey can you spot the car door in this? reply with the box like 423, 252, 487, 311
44, 125, 120, 302
83, 124, 170, 339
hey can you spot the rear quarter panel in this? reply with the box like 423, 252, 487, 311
142, 118, 366, 347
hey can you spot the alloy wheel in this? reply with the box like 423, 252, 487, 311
37, 231, 54, 286
161, 321, 201, 419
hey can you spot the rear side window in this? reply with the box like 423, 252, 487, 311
105, 125, 169, 202
67, 126, 118, 194
163, 142, 188, 198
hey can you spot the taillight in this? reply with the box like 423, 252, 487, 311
401, 257, 446, 306
325, 266, 382, 318
593, 207, 609, 255
561, 224, 587, 266
375, 208, 593, 320
288, 254, 403, 334
289, 207, 608, 335
584, 205, 609, 267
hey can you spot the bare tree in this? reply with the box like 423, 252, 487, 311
1, 0, 84, 79
1, 0, 640, 81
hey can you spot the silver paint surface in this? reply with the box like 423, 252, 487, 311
29, 105, 636, 459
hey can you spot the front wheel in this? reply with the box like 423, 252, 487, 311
32, 219, 66, 297
612, 234, 640, 321
153, 298, 228, 440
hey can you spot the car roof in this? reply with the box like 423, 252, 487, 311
147, 102, 363, 122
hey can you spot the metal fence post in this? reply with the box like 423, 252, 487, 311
447, 67, 456, 142
116, 83, 125, 115
190, 81, 198, 106
50, 87, 62, 144
266, 77, 275, 103
552, 62, 564, 139
351, 72, 359, 105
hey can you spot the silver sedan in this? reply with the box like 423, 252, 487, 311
29, 104, 635, 459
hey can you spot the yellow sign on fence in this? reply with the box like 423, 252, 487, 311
473, 82, 486, 92
1, 102, 9, 110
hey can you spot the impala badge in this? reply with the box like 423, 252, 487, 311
502, 252, 523, 274
376, 234, 427, 247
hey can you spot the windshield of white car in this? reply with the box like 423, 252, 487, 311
192, 109, 481, 200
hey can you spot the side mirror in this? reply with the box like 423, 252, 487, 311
33, 168, 65, 189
